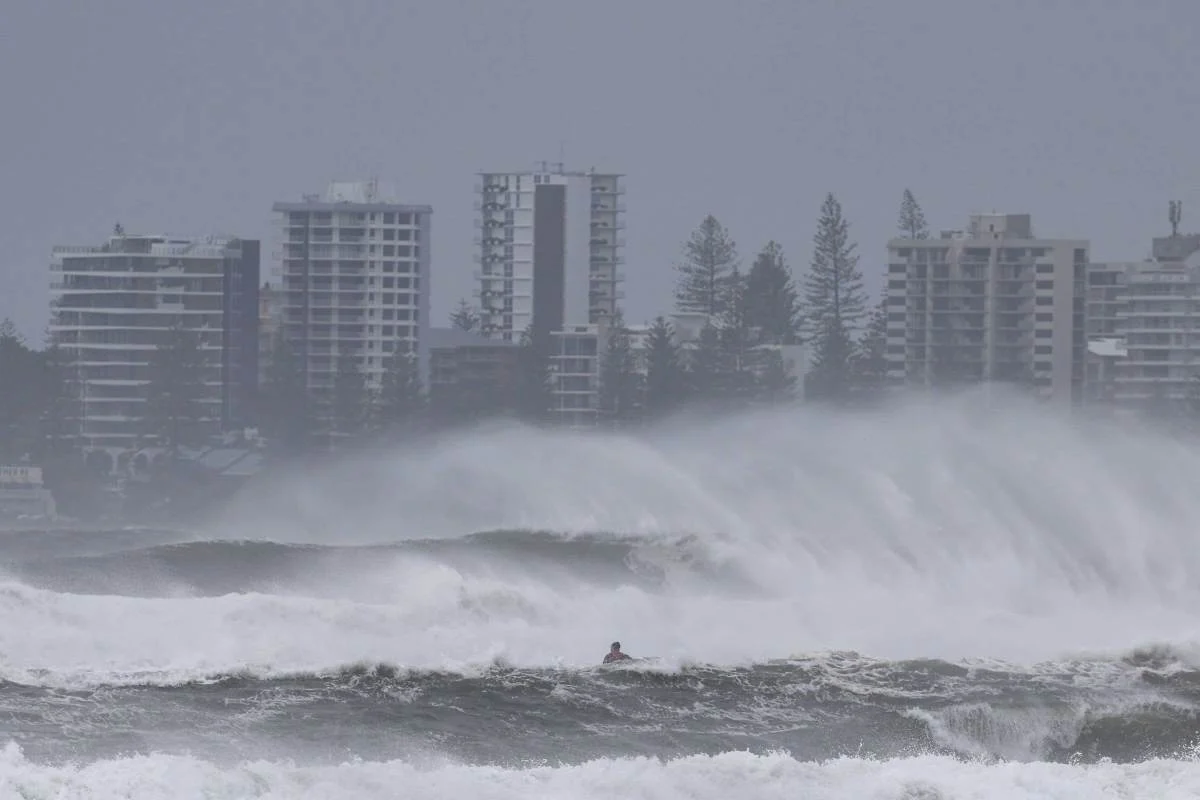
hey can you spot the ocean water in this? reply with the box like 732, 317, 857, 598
3, 391, 1200, 798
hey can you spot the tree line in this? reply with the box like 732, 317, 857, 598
0, 188, 933, 470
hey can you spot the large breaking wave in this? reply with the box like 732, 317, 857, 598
4, 390, 1200, 783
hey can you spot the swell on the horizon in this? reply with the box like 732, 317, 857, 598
4, 388, 1200, 681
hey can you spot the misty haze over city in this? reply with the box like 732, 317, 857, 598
2, 2, 1200, 798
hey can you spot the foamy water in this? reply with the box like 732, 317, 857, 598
3, 746, 1199, 799
4, 389, 1200, 795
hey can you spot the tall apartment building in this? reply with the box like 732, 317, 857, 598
474, 165, 624, 343
885, 213, 1088, 404
1086, 234, 1200, 407
49, 231, 260, 454
272, 181, 433, 400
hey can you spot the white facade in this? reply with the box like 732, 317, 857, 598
49, 232, 259, 453
550, 324, 603, 427
886, 213, 1088, 404
1086, 235, 1200, 407
272, 181, 433, 397
474, 166, 625, 342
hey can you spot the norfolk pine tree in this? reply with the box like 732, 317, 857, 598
803, 193, 868, 401
449, 299, 481, 333
898, 189, 930, 239
744, 241, 801, 345
674, 215, 739, 317
642, 317, 686, 419
716, 267, 757, 406
853, 296, 891, 400
598, 311, 640, 425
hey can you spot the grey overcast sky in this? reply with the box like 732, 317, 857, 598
2, 0, 1198, 342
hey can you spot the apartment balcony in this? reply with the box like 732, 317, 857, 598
590, 185, 625, 195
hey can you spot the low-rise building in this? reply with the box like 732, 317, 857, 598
0, 466, 56, 520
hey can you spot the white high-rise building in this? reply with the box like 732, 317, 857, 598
474, 164, 624, 343
886, 213, 1088, 404
1085, 234, 1200, 408
272, 181, 433, 398
49, 230, 261, 454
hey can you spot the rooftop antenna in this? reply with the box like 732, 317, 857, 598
1170, 200, 1182, 237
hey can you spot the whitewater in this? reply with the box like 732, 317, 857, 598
4, 389, 1200, 798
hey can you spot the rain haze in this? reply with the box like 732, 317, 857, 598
8, 2, 1200, 798
2, 0, 1198, 336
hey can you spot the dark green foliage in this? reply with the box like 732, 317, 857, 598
853, 296, 891, 398
756, 348, 797, 404
450, 299, 481, 332
744, 241, 801, 345
674, 215, 739, 317
686, 324, 728, 404
898, 189, 930, 239
804, 193, 868, 401
642, 317, 686, 419
716, 268, 758, 406
0, 320, 48, 460
599, 312, 641, 423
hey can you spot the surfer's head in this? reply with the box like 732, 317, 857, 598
611, 641, 621, 652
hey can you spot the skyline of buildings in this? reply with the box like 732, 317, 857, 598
34, 163, 1200, 458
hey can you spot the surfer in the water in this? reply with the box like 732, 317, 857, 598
603, 641, 632, 664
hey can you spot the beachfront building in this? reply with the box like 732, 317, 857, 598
885, 213, 1088, 404
271, 181, 433, 399
49, 230, 260, 455
474, 164, 625, 344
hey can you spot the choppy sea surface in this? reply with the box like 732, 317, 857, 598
4, 398, 1200, 798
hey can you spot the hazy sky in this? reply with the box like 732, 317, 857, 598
2, 0, 1198, 342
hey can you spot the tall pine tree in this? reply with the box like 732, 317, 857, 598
39, 341, 78, 459
852, 296, 891, 400
803, 193, 867, 401
898, 189, 930, 239
686, 324, 729, 407
674, 215, 738, 317
716, 268, 757, 407
642, 317, 685, 419
598, 312, 640, 426
744, 241, 801, 345
449, 299, 481, 332
0, 320, 45, 460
